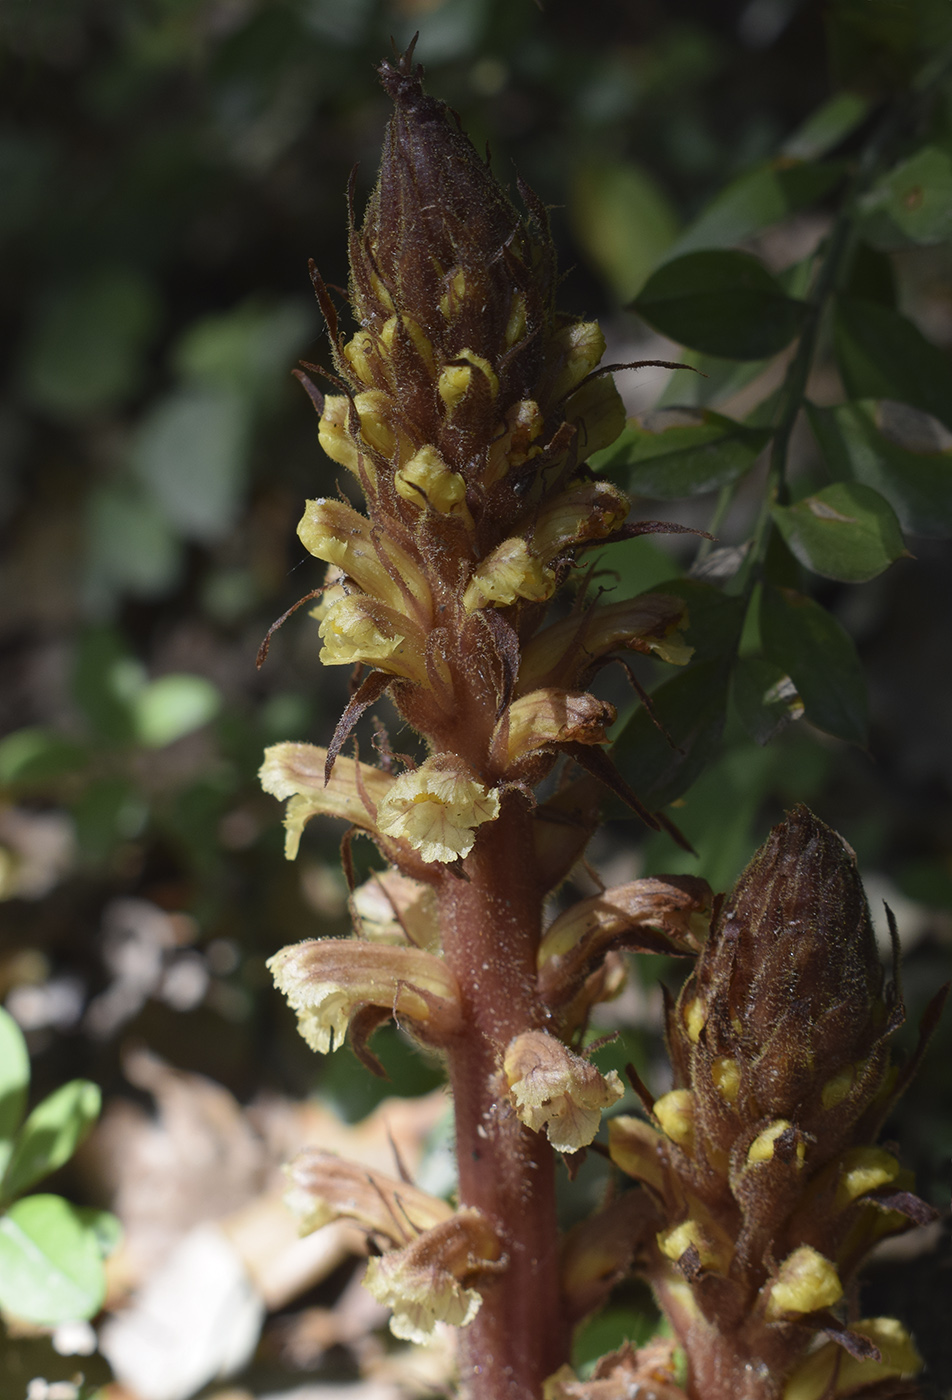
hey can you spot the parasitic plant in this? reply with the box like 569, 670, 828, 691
262, 46, 941, 1400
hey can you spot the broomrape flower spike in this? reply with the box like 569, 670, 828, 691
259, 42, 937, 1400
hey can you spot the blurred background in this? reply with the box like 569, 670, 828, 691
1, 1, 951, 1396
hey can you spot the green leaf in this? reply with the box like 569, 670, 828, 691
859, 146, 952, 248
780, 92, 872, 161
0, 727, 88, 786
807, 399, 952, 538
614, 659, 731, 809
2, 1080, 101, 1203
74, 1206, 123, 1259
172, 298, 316, 411
732, 657, 804, 746
85, 482, 184, 607
669, 160, 844, 257
833, 295, 952, 432
131, 674, 222, 748
0, 1195, 107, 1324
131, 386, 251, 544
760, 586, 867, 745
771, 482, 909, 583
592, 408, 770, 497
0, 1011, 29, 1181
571, 159, 680, 302
655, 350, 772, 410
633, 251, 808, 361
20, 267, 159, 418
72, 628, 138, 745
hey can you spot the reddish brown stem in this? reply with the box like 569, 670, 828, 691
439, 797, 569, 1400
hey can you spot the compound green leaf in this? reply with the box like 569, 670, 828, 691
807, 399, 952, 538
771, 482, 909, 582
833, 296, 952, 432
859, 146, 952, 248
732, 656, 804, 746
760, 586, 867, 745
593, 408, 770, 497
1, 1080, 101, 1203
633, 251, 808, 361
0, 1195, 107, 1324
614, 659, 731, 810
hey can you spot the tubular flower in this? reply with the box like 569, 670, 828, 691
259, 743, 395, 858
376, 756, 501, 864
268, 938, 462, 1054
349, 868, 440, 950
606, 807, 936, 1400
363, 1207, 505, 1343
503, 1029, 624, 1153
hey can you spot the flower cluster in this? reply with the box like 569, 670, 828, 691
602, 808, 935, 1400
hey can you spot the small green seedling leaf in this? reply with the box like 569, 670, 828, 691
0, 1194, 108, 1324
732, 657, 804, 746
1, 1080, 101, 1203
593, 408, 770, 498
859, 146, 952, 248
807, 399, 952, 538
633, 251, 808, 361
0, 1009, 29, 1177
614, 659, 732, 810
833, 296, 952, 432
771, 482, 909, 582
760, 586, 867, 746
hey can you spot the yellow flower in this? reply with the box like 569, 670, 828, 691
268, 938, 461, 1054
784, 1318, 921, 1400
297, 498, 432, 620
318, 593, 428, 681
376, 756, 501, 864
764, 1246, 842, 1320
503, 1029, 624, 1153
363, 1207, 504, 1343
462, 537, 556, 612
259, 743, 394, 859
349, 869, 440, 950
285, 1148, 453, 1240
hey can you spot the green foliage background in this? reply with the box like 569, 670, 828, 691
1, 0, 951, 1391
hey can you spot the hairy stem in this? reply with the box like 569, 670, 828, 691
439, 798, 568, 1400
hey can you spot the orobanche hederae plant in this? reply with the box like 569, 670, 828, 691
261, 46, 940, 1400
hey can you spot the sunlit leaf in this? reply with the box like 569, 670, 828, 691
771, 482, 909, 582
859, 146, 952, 248
132, 674, 222, 749
1, 1081, 101, 1203
633, 251, 808, 360
132, 386, 251, 543
0, 1195, 107, 1324
807, 398, 952, 538
833, 296, 952, 431
760, 586, 867, 745
732, 657, 804, 746
594, 408, 770, 497
571, 160, 680, 302
0, 1010, 29, 1178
